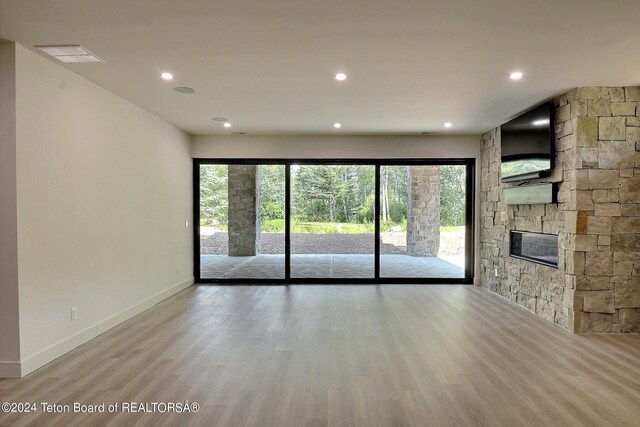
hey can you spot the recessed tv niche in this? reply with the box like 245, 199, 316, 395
501, 102, 554, 182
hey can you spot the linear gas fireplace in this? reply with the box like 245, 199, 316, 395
510, 231, 558, 268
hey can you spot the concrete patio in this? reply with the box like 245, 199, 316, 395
200, 254, 464, 279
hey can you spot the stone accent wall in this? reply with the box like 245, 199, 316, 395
480, 129, 570, 329
480, 86, 640, 333
407, 166, 440, 256
562, 87, 640, 333
228, 165, 260, 256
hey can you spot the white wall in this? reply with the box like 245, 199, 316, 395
193, 134, 481, 284
0, 42, 21, 377
192, 135, 480, 159
13, 44, 193, 376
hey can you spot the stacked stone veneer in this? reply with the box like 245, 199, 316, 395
480, 128, 569, 328
480, 87, 640, 333
228, 165, 260, 256
407, 166, 441, 256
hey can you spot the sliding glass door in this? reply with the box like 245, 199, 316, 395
199, 163, 285, 279
379, 165, 466, 279
290, 164, 375, 278
195, 159, 473, 283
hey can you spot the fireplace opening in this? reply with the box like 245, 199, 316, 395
510, 231, 558, 268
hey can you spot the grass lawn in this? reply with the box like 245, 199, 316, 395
440, 226, 465, 233
261, 220, 463, 234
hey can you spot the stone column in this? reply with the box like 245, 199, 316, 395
228, 165, 260, 256
407, 166, 441, 256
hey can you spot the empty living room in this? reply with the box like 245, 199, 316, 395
1, 1, 640, 426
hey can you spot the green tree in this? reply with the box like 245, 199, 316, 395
295, 165, 354, 222
387, 166, 408, 223
439, 165, 466, 226
199, 164, 228, 225
259, 165, 285, 221
381, 166, 389, 222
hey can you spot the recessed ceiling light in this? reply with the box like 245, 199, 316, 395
510, 71, 523, 80
335, 73, 347, 81
333, 123, 342, 128
174, 87, 195, 94
533, 119, 549, 126
161, 72, 173, 80
223, 122, 232, 128
35, 45, 103, 63
444, 122, 452, 128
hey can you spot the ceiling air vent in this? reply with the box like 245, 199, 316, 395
35, 45, 104, 63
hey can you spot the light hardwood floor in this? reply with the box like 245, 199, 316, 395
1, 285, 639, 427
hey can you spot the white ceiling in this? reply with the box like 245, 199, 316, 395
1, 0, 639, 135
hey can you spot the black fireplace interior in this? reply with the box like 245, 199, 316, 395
510, 231, 559, 268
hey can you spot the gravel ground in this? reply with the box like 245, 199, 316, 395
200, 231, 464, 256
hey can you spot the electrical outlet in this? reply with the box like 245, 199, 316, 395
494, 267, 498, 277
185, 219, 189, 228
71, 307, 78, 321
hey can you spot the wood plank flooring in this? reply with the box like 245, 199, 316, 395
1, 285, 639, 426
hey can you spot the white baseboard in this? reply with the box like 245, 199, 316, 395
0, 361, 21, 378
17, 277, 194, 377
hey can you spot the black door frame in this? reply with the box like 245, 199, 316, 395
193, 158, 475, 284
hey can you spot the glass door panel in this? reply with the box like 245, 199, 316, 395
290, 164, 375, 278
199, 164, 285, 279
379, 165, 466, 278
